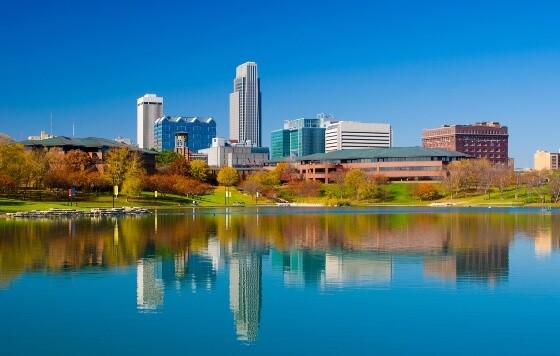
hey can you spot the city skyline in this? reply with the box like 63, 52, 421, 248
1, 1, 560, 167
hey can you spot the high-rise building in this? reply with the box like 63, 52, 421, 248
271, 116, 326, 160
137, 93, 163, 149
534, 150, 560, 171
325, 121, 392, 152
230, 62, 261, 146
153, 116, 216, 152
422, 122, 509, 164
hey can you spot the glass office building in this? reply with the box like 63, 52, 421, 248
154, 116, 216, 152
270, 118, 325, 160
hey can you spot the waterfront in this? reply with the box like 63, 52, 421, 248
1, 207, 560, 354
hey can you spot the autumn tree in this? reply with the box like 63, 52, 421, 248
166, 158, 190, 176
287, 179, 322, 198
104, 147, 130, 187
548, 170, 560, 203
344, 168, 367, 199
217, 166, 239, 205
121, 152, 146, 200
412, 183, 442, 201
190, 160, 211, 182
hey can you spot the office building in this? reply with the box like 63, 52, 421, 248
422, 122, 509, 164
534, 150, 560, 171
198, 137, 269, 168
154, 116, 216, 152
281, 146, 470, 183
137, 94, 163, 149
325, 121, 392, 152
271, 116, 326, 160
230, 62, 261, 146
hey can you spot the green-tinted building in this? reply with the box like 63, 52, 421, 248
270, 118, 326, 160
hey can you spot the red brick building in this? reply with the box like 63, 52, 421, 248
422, 122, 508, 164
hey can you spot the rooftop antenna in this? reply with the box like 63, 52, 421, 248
72, 117, 75, 137
50, 111, 53, 136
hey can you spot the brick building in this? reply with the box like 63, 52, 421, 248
422, 122, 508, 164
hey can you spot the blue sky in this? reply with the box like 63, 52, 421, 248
1, 0, 559, 167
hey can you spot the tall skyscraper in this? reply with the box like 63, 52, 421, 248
229, 62, 261, 147
137, 93, 163, 149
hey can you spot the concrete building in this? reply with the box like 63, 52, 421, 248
534, 150, 560, 171
154, 116, 216, 152
137, 93, 163, 149
325, 121, 392, 152
280, 146, 471, 183
28, 131, 53, 141
198, 137, 269, 168
271, 116, 326, 160
230, 62, 261, 147
422, 122, 508, 164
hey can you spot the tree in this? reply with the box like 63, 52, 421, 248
548, 170, 560, 203
240, 173, 263, 199
166, 158, 190, 176
344, 168, 367, 199
65, 149, 95, 173
121, 152, 146, 200
190, 160, 211, 182
156, 150, 183, 166
104, 147, 130, 187
217, 166, 239, 205
217, 166, 239, 187
287, 179, 322, 198
412, 183, 442, 201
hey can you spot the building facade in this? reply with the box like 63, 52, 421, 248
153, 116, 216, 152
270, 117, 326, 160
534, 150, 560, 171
277, 147, 471, 183
199, 137, 269, 168
230, 62, 262, 147
137, 94, 163, 149
422, 122, 509, 164
325, 121, 392, 152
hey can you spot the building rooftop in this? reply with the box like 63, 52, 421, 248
20, 136, 157, 154
155, 116, 215, 125
289, 146, 471, 162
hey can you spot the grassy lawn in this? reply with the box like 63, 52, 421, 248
0, 187, 273, 213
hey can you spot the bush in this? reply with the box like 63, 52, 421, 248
412, 183, 442, 201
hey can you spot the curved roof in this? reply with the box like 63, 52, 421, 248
155, 116, 215, 124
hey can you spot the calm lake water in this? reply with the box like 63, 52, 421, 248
1, 206, 560, 355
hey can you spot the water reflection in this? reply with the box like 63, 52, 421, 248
1, 208, 560, 341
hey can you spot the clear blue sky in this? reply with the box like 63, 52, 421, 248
1, 0, 559, 168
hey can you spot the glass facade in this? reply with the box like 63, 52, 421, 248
270, 125, 325, 160
154, 116, 216, 152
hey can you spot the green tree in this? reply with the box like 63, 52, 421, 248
190, 160, 211, 182
156, 150, 183, 166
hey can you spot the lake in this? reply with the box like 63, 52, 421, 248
1, 206, 560, 355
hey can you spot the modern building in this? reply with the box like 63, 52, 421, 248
153, 116, 216, 152
325, 121, 392, 152
137, 93, 163, 149
270, 116, 326, 160
422, 122, 509, 164
279, 146, 471, 182
230, 62, 262, 147
534, 150, 560, 171
198, 137, 269, 168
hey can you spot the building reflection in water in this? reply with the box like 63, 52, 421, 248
137, 257, 163, 311
228, 239, 263, 342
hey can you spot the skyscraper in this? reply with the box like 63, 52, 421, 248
137, 93, 163, 149
230, 62, 261, 147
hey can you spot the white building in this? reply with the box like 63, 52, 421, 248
199, 137, 269, 168
137, 93, 163, 149
28, 131, 53, 141
325, 121, 392, 152
230, 62, 262, 147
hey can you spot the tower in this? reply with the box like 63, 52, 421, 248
229, 62, 261, 147
137, 93, 163, 149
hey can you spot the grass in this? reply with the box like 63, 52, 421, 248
0, 183, 556, 213
0, 187, 273, 213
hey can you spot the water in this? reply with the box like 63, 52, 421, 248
1, 207, 560, 354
